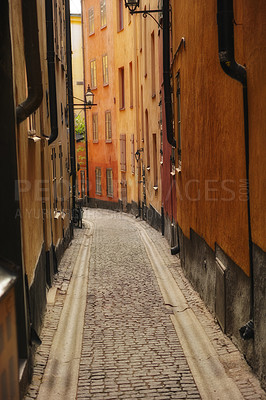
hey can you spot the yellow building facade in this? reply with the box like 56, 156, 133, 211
0, 0, 74, 396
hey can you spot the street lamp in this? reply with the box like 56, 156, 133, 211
124, 0, 163, 27
124, 0, 139, 13
85, 85, 95, 109
71, 85, 97, 110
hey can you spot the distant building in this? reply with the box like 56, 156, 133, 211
82, 0, 119, 207
71, 12, 87, 201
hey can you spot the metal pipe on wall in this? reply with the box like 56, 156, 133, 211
217, 0, 254, 338
163, 0, 176, 148
65, 0, 77, 212
45, 0, 59, 145
16, 0, 43, 123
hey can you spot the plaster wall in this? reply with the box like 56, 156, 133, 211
114, 0, 138, 206
82, 0, 119, 203
134, 0, 162, 216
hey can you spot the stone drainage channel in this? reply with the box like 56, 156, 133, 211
25, 212, 266, 400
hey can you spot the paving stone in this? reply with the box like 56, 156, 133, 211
24, 209, 266, 400
77, 210, 200, 399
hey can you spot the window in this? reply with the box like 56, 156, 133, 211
52, 148, 57, 210
139, 12, 142, 51
159, 96, 163, 164
54, 1, 59, 54
131, 134, 135, 174
176, 72, 181, 169
81, 170, 85, 198
153, 134, 158, 187
59, 145, 64, 210
92, 113, 98, 142
100, 0, 107, 28
145, 109, 150, 167
151, 31, 155, 97
119, 67, 125, 109
141, 86, 144, 141
129, 62, 133, 108
89, 8, 94, 35
102, 54, 109, 86
95, 168, 102, 195
106, 169, 113, 197
144, 6, 147, 77
90, 59, 97, 89
105, 111, 112, 142
120, 134, 126, 172
28, 112, 36, 135
118, 0, 124, 31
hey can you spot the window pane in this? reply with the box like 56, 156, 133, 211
93, 113, 98, 142
100, 0, 107, 27
106, 169, 113, 197
118, 0, 123, 31
90, 60, 97, 88
105, 111, 112, 141
102, 55, 109, 85
96, 168, 101, 194
89, 8, 94, 35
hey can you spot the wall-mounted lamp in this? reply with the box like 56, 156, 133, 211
71, 85, 97, 110
135, 148, 144, 162
124, 0, 163, 28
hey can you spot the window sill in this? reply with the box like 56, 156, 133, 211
105, 140, 112, 143
119, 107, 125, 111
28, 134, 41, 142
101, 25, 107, 30
93, 140, 99, 144
146, 167, 150, 171
89, 32, 95, 37
170, 171, 176, 176
153, 186, 158, 191
103, 83, 109, 87
152, 93, 156, 99
176, 167, 182, 174
107, 194, 113, 198
61, 211, 66, 220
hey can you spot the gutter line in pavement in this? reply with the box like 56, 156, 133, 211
37, 222, 93, 400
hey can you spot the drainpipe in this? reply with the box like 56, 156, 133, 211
16, 0, 43, 123
81, 0, 89, 202
65, 0, 76, 212
217, 0, 254, 339
45, 0, 59, 145
163, 0, 176, 148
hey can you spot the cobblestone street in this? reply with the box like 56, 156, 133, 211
24, 209, 266, 400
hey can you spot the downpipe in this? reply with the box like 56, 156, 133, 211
65, 0, 77, 212
45, 0, 59, 145
163, 0, 176, 148
217, 0, 254, 339
16, 0, 43, 123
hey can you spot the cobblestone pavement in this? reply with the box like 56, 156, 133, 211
24, 208, 266, 400
77, 210, 200, 400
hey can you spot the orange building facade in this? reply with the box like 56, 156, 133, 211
167, 0, 266, 387
82, 0, 119, 207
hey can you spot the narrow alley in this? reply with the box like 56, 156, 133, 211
24, 209, 265, 400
